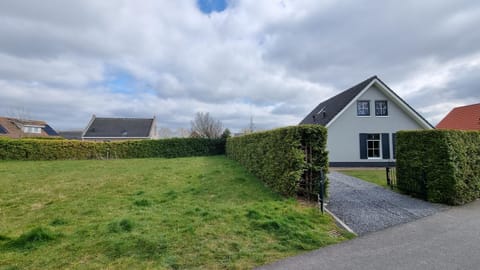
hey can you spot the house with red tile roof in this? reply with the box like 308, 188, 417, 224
436, 103, 480, 130
0, 116, 59, 139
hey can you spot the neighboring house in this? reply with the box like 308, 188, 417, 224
82, 115, 157, 141
58, 130, 83, 140
300, 76, 433, 167
0, 116, 59, 139
436, 103, 480, 130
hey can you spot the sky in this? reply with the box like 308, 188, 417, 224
0, 0, 479, 132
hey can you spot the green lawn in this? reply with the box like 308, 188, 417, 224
335, 169, 390, 189
0, 156, 353, 269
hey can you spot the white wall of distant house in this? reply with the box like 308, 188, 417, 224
327, 85, 425, 163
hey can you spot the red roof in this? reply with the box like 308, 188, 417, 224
436, 103, 480, 130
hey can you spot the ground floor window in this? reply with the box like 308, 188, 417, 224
359, 133, 390, 160
367, 134, 381, 158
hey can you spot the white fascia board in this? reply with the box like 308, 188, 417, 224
372, 80, 433, 129
325, 79, 433, 129
81, 115, 96, 140
325, 80, 376, 128
24, 124, 45, 128
82, 137, 151, 139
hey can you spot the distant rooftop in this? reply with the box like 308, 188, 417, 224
0, 116, 58, 138
436, 103, 480, 130
83, 116, 155, 138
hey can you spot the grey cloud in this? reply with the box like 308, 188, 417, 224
261, 1, 480, 86
271, 103, 309, 115
409, 65, 480, 109
0, 1, 479, 131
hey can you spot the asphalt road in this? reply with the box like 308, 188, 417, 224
326, 171, 445, 235
257, 199, 480, 270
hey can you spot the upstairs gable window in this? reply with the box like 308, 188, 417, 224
357, 100, 370, 116
375, 100, 388, 116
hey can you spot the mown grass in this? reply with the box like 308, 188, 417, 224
335, 169, 390, 189
0, 156, 353, 269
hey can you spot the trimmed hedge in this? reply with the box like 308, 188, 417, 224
397, 130, 480, 205
226, 125, 328, 198
0, 138, 225, 161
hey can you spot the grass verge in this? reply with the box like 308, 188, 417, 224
335, 169, 391, 189
0, 156, 354, 269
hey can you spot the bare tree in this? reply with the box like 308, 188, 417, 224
176, 127, 190, 138
6, 107, 32, 121
158, 127, 174, 138
190, 112, 223, 138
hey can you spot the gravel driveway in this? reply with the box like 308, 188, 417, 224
327, 171, 446, 235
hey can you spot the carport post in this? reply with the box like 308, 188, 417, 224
386, 167, 391, 188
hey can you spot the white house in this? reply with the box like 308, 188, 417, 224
300, 76, 433, 167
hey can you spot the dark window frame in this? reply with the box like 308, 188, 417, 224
366, 133, 381, 158
357, 100, 370, 116
375, 100, 388, 116
360, 133, 391, 160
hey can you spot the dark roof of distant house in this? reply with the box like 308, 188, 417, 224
83, 117, 155, 138
436, 103, 480, 130
0, 116, 58, 138
300, 76, 377, 125
58, 131, 83, 140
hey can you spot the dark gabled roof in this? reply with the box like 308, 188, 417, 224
83, 117, 154, 138
58, 131, 83, 140
300, 76, 377, 125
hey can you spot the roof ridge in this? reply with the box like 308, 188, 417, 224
323, 75, 377, 102
94, 117, 154, 120
453, 103, 480, 109
299, 76, 377, 125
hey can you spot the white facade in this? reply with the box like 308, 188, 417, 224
325, 80, 432, 166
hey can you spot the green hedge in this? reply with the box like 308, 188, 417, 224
0, 138, 225, 161
397, 130, 480, 205
226, 125, 328, 198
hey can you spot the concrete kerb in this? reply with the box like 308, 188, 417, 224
324, 206, 357, 236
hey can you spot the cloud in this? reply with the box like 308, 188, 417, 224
0, 0, 478, 132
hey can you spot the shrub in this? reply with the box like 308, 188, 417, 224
7, 227, 57, 249
108, 219, 134, 233
396, 130, 480, 205
226, 125, 328, 199
133, 199, 151, 207
0, 138, 225, 161
50, 218, 68, 226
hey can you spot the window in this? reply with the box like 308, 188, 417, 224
357, 100, 370, 116
360, 133, 390, 160
367, 134, 380, 158
23, 126, 41, 134
375, 100, 388, 116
